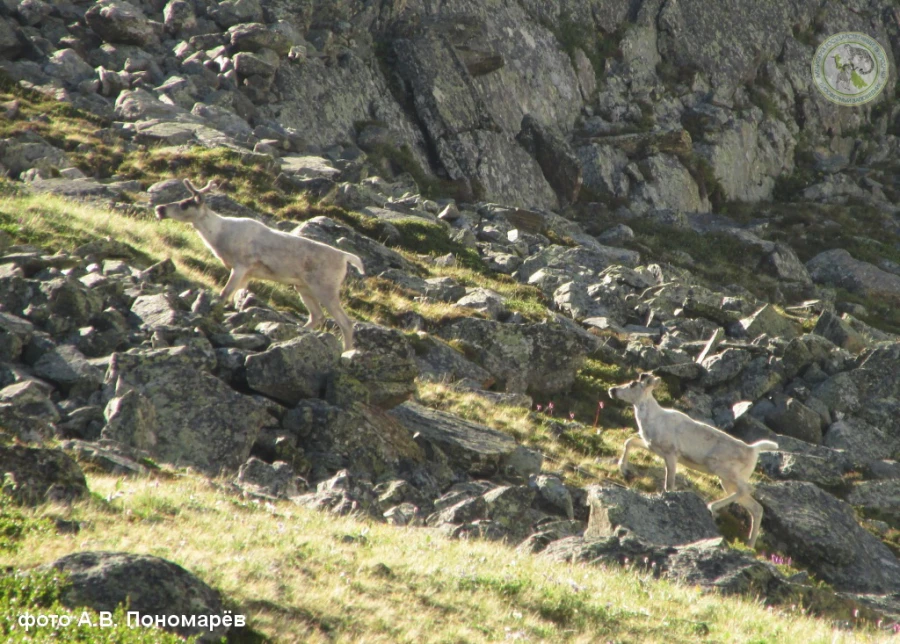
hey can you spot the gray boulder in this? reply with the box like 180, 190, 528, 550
424, 277, 467, 302
700, 348, 751, 387
129, 292, 186, 329
46, 552, 226, 643
585, 486, 720, 546
114, 89, 191, 122
756, 481, 900, 594
482, 485, 537, 541
245, 332, 341, 406
102, 345, 272, 474
665, 537, 781, 596
412, 334, 494, 387
456, 288, 507, 320
436, 317, 597, 394
162, 0, 196, 35
0, 380, 59, 424
285, 400, 423, 481
757, 450, 846, 489
44, 49, 95, 86
807, 249, 900, 301
0, 446, 88, 506
822, 417, 895, 468
517, 520, 585, 554
516, 114, 582, 206
293, 469, 381, 519
530, 474, 574, 520
390, 401, 541, 479
85, 0, 158, 47
234, 457, 303, 499
32, 345, 103, 399
656, 0, 820, 98
336, 325, 417, 409
739, 304, 802, 341
0, 135, 71, 177
43, 276, 104, 330
518, 245, 640, 284
629, 154, 710, 214
847, 480, 900, 523
228, 23, 292, 56
0, 312, 34, 362
60, 439, 149, 477
764, 398, 823, 445
209, 0, 263, 28
812, 310, 868, 354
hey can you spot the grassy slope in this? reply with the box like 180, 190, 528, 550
3, 472, 888, 643
0, 83, 894, 640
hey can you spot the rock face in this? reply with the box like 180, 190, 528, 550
756, 482, 900, 594
46, 552, 227, 642
102, 345, 272, 474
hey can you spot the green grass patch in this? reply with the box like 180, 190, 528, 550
0, 495, 52, 554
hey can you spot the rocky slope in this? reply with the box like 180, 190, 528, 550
3, 0, 900, 639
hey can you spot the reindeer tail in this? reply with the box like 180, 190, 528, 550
346, 252, 365, 275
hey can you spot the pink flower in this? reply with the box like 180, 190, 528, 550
536, 404, 542, 412
569, 412, 575, 420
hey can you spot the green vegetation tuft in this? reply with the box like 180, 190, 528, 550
0, 495, 51, 554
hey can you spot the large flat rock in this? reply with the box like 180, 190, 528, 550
586, 486, 720, 546
757, 481, 900, 594
390, 401, 540, 478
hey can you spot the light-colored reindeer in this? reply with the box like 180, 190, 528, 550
155, 179, 364, 350
608, 373, 778, 548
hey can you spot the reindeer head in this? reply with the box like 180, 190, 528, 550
608, 372, 661, 404
154, 179, 217, 223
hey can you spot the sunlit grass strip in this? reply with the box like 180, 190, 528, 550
3, 473, 886, 643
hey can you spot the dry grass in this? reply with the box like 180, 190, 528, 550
3, 472, 890, 644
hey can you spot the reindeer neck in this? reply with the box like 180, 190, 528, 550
191, 206, 226, 242
633, 394, 662, 424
